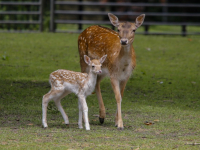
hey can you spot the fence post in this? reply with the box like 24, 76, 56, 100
182, 25, 186, 36
78, 0, 83, 31
50, 0, 55, 32
39, 0, 43, 32
144, 25, 149, 35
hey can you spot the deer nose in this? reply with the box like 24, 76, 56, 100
99, 70, 102, 74
120, 39, 128, 45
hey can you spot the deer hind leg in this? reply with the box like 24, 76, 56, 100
42, 88, 67, 128
95, 76, 106, 124
42, 89, 59, 128
111, 78, 124, 130
54, 91, 70, 125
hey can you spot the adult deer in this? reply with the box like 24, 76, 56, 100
78, 13, 145, 130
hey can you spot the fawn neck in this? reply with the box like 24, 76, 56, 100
88, 69, 97, 83
84, 68, 98, 90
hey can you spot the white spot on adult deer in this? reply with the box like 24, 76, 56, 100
78, 13, 145, 130
42, 55, 107, 130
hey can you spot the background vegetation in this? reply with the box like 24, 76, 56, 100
0, 32, 200, 149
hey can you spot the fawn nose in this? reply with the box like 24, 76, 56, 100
120, 39, 128, 45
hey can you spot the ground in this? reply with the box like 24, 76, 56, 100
0, 33, 200, 149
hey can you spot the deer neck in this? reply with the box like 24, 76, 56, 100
86, 70, 97, 87
118, 43, 132, 60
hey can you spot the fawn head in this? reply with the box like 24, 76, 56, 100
108, 13, 145, 45
84, 55, 107, 74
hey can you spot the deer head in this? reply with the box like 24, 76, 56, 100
108, 13, 145, 45
84, 55, 107, 74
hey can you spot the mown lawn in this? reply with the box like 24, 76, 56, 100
0, 32, 200, 149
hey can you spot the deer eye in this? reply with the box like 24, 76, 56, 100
92, 65, 95, 68
133, 30, 136, 32
117, 29, 120, 32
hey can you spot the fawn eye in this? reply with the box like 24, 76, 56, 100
117, 29, 120, 32
92, 65, 95, 68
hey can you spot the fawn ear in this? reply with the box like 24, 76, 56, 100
135, 14, 145, 28
84, 55, 91, 65
108, 13, 119, 27
99, 55, 107, 64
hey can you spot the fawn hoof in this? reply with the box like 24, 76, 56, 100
86, 127, 90, 131
99, 117, 104, 124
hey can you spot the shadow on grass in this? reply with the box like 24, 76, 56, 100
0, 78, 200, 129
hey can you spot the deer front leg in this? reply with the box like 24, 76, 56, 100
78, 99, 83, 129
111, 78, 123, 130
78, 95, 90, 130
120, 79, 128, 98
114, 79, 128, 128
95, 77, 106, 124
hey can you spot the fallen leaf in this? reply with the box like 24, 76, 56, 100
144, 121, 154, 125
188, 38, 192, 41
154, 119, 159, 122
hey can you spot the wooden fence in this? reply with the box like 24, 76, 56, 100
50, 1, 200, 36
0, 1, 199, 35
0, 1, 43, 32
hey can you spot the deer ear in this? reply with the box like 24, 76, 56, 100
99, 55, 107, 64
84, 55, 91, 65
108, 13, 119, 27
135, 14, 145, 28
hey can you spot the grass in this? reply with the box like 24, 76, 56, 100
0, 32, 200, 149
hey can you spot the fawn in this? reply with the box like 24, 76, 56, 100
78, 13, 145, 129
42, 55, 107, 130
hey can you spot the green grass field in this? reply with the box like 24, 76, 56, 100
0, 32, 200, 149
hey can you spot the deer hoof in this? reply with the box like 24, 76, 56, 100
99, 117, 104, 124
117, 127, 124, 130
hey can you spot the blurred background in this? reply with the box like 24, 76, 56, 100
0, 0, 200, 35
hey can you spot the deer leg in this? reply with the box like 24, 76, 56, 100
113, 80, 128, 127
42, 89, 64, 128
120, 79, 128, 98
111, 78, 123, 130
78, 99, 83, 129
95, 76, 106, 124
42, 91, 52, 128
54, 92, 70, 125
78, 95, 90, 130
